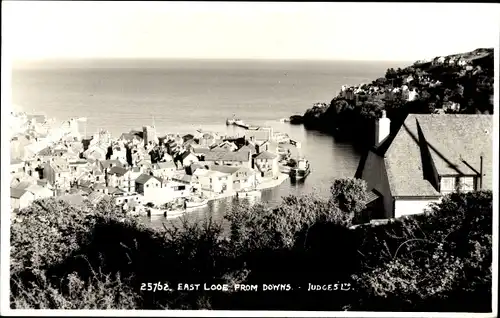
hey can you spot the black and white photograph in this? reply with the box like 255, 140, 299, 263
1, 1, 498, 316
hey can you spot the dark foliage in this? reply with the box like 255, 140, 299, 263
10, 183, 492, 311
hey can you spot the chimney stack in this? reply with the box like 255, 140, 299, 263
375, 110, 391, 146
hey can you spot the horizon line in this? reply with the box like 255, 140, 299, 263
12, 56, 416, 63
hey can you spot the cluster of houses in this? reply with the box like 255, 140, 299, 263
338, 82, 422, 103
9, 112, 287, 213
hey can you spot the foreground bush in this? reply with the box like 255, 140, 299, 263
10, 184, 492, 311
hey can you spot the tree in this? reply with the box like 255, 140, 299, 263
125, 145, 133, 166
385, 68, 397, 79
374, 77, 387, 86
105, 146, 113, 160
328, 178, 368, 224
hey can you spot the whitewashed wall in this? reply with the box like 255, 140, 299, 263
394, 199, 440, 218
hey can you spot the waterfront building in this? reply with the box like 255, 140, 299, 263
210, 165, 257, 191
203, 149, 252, 168
253, 151, 279, 179
356, 114, 493, 220
192, 168, 233, 194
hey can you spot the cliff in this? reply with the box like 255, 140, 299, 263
298, 48, 494, 147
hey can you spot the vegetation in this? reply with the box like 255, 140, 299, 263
10, 178, 492, 311
299, 48, 494, 147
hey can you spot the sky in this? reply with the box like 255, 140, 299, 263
2, 1, 500, 62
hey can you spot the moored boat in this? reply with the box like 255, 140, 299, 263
290, 158, 311, 180
236, 189, 262, 198
185, 197, 209, 209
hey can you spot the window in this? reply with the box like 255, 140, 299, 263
459, 177, 475, 192
440, 176, 456, 194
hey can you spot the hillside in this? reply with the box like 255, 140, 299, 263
296, 48, 494, 147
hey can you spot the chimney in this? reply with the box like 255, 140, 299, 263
375, 110, 391, 146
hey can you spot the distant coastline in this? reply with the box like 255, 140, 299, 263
292, 48, 494, 148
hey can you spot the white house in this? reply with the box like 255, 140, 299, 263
355, 113, 493, 220
83, 145, 107, 162
253, 151, 279, 179
176, 151, 199, 168
192, 168, 233, 194
210, 165, 257, 191
11, 188, 35, 210
152, 161, 177, 180
25, 184, 53, 200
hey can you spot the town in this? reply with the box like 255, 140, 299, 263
9, 113, 301, 217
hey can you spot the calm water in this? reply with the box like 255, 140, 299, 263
12, 58, 408, 231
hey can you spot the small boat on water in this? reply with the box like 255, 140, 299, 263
237, 189, 262, 198
185, 197, 209, 209
280, 165, 291, 174
290, 158, 311, 180
226, 114, 240, 125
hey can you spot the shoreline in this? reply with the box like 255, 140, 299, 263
148, 173, 290, 220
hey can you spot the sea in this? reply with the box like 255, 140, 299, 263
12, 58, 409, 232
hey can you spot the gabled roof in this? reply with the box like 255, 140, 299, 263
204, 150, 250, 162
237, 145, 256, 154
100, 159, 122, 170
154, 161, 176, 170
109, 166, 128, 177
254, 151, 278, 160
107, 187, 124, 195
135, 174, 161, 185
12, 181, 33, 191
366, 114, 493, 197
210, 165, 240, 175
178, 151, 196, 161
11, 188, 30, 199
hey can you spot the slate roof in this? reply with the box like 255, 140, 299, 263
153, 161, 176, 170
254, 151, 278, 160
100, 160, 122, 170
135, 174, 161, 185
210, 165, 240, 175
12, 181, 33, 190
109, 166, 128, 177
191, 147, 211, 155
178, 151, 196, 161
204, 150, 250, 162
237, 145, 256, 154
11, 188, 29, 199
363, 114, 493, 197
88, 191, 106, 205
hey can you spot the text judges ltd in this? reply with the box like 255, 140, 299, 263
141, 283, 351, 292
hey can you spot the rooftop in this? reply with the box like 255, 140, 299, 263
255, 151, 278, 160
371, 114, 493, 197
204, 150, 250, 162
